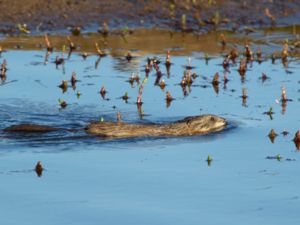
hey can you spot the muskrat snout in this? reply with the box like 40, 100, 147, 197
198, 115, 226, 131
211, 116, 227, 129
217, 117, 226, 127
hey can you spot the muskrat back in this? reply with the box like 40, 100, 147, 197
86, 114, 226, 138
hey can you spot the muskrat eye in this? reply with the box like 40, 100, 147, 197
210, 117, 215, 122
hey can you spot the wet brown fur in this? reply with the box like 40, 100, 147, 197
86, 114, 226, 138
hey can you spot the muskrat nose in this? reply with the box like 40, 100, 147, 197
217, 117, 227, 127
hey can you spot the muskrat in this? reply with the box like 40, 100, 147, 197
4, 114, 227, 139
86, 114, 226, 138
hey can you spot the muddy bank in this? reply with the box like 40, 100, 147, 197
0, 27, 299, 59
0, 0, 300, 35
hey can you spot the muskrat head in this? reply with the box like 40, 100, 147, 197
182, 115, 226, 133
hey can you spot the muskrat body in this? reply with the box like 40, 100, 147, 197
86, 114, 226, 138
4, 115, 226, 138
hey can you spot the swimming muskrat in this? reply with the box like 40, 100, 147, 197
3, 114, 227, 139
86, 114, 226, 138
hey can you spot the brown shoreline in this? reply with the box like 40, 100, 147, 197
0, 0, 299, 35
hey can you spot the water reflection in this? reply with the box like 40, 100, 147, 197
113, 57, 140, 73
137, 103, 144, 119
241, 88, 248, 107
95, 56, 101, 69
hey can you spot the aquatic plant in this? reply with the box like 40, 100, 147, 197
17, 23, 30, 34
276, 154, 282, 161
35, 161, 43, 177
206, 155, 213, 166
58, 99, 67, 108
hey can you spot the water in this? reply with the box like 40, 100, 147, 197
0, 46, 299, 224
